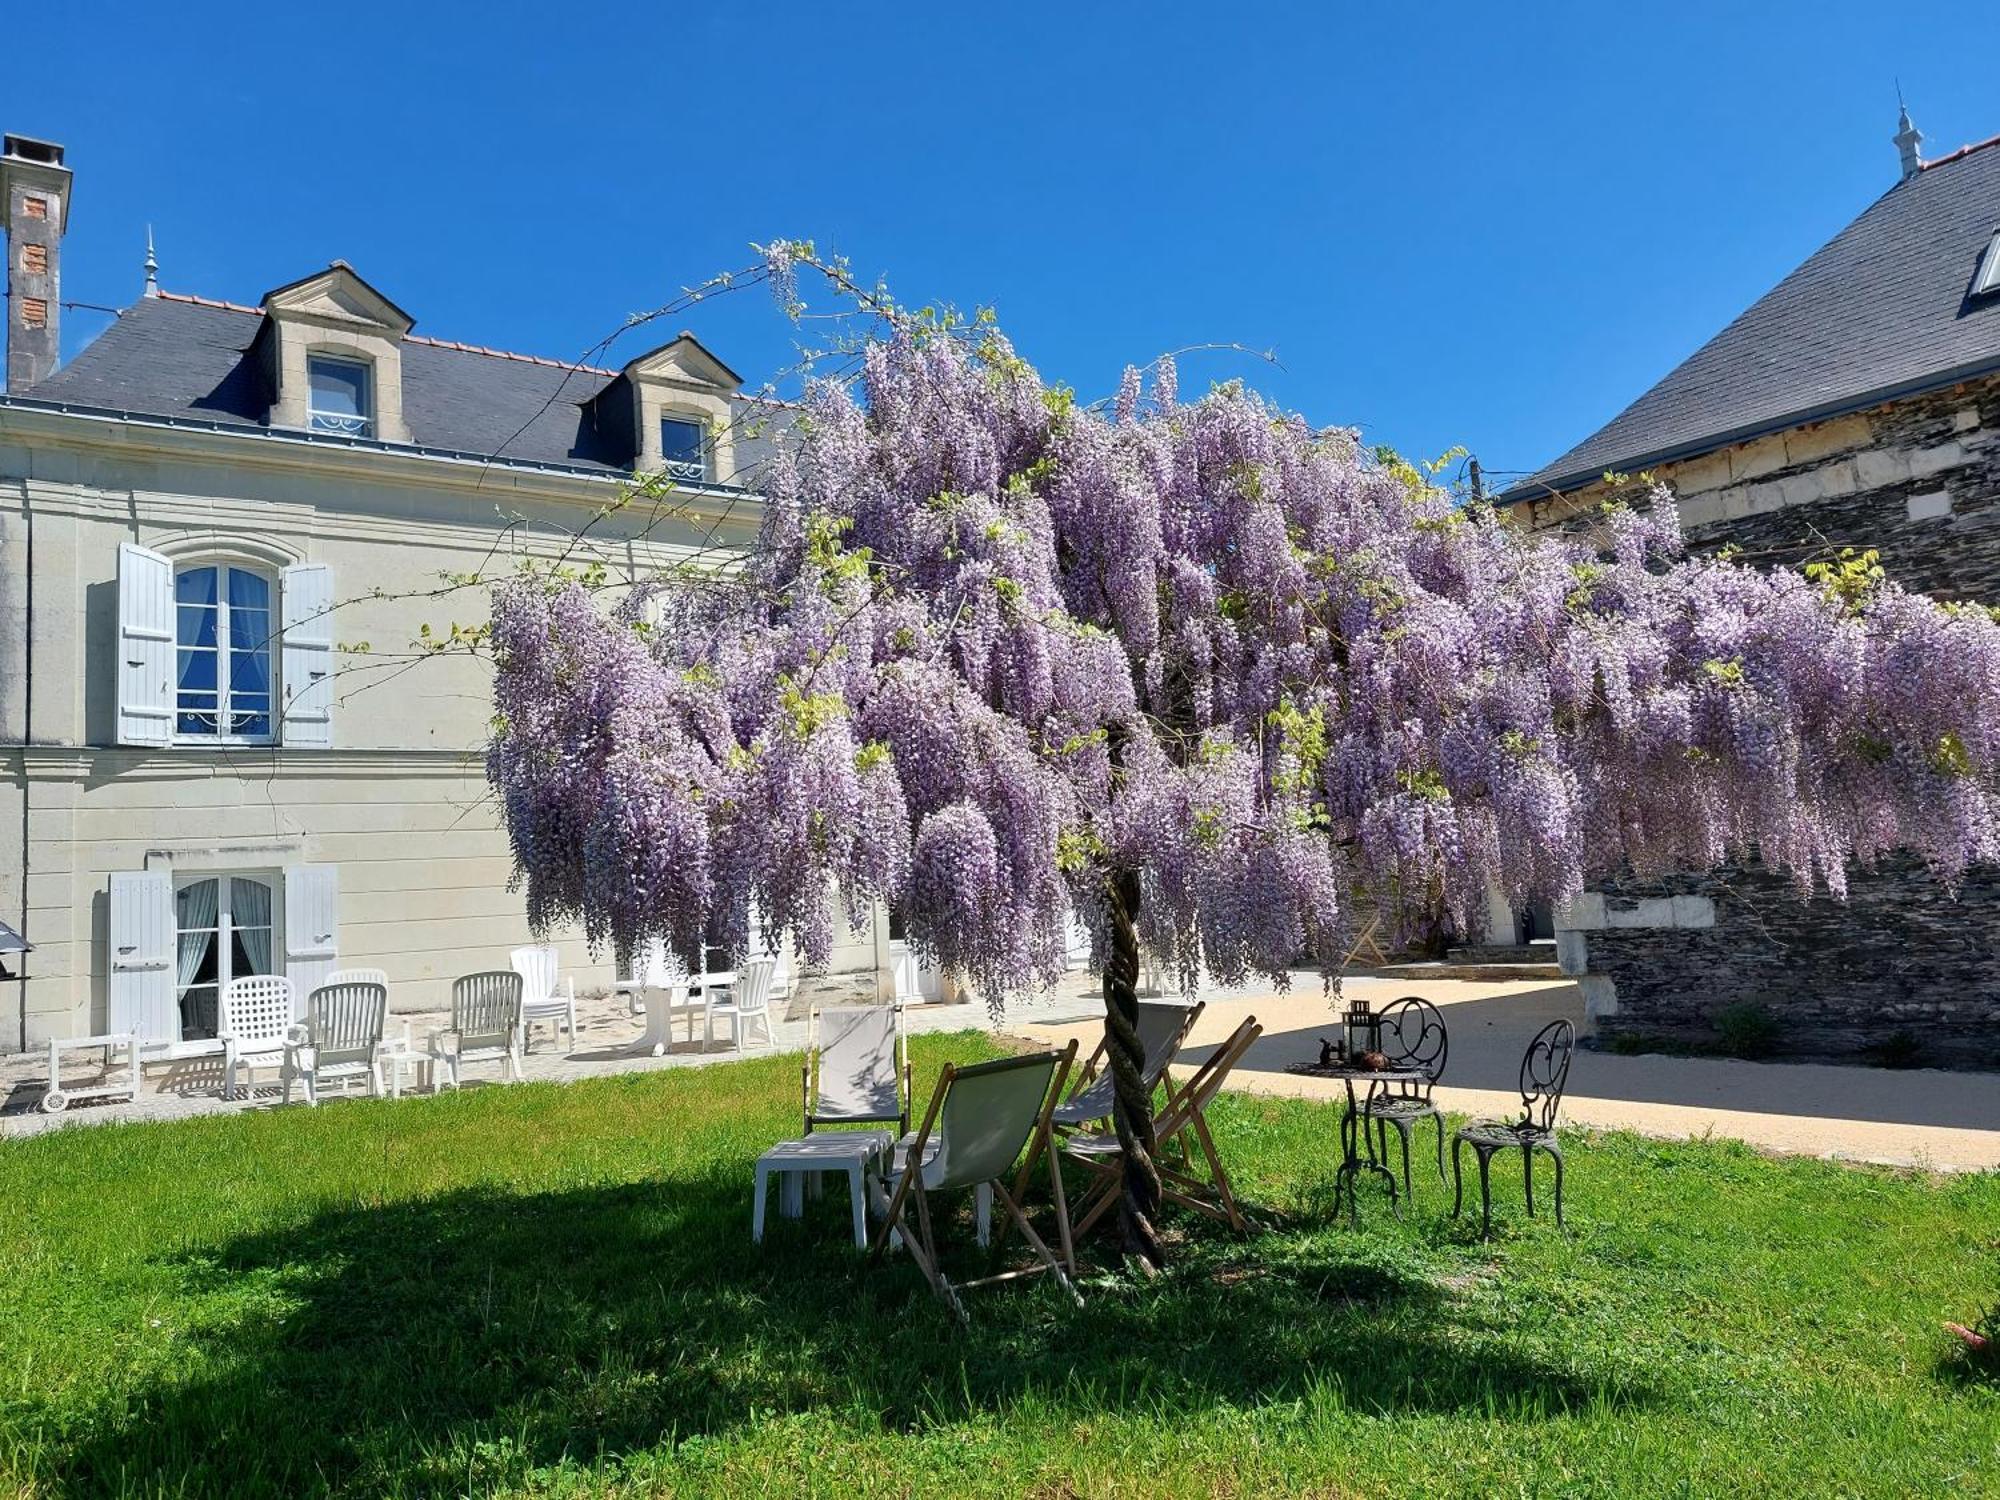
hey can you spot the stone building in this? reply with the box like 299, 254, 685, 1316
1499, 111, 2000, 1068
0, 132, 905, 1056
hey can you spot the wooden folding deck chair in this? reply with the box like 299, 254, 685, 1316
1062, 1014, 1263, 1238
867, 1042, 1079, 1323
1000, 998, 1205, 1265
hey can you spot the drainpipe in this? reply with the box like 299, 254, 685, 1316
15, 483, 30, 1053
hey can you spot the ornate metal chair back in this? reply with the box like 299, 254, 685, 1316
1376, 996, 1448, 1100
1517, 1018, 1576, 1133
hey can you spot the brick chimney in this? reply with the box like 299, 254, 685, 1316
1, 134, 71, 393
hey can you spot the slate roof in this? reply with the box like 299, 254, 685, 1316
18, 291, 782, 481
1502, 136, 2000, 502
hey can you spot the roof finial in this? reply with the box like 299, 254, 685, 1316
1893, 86, 1924, 183
142, 223, 158, 298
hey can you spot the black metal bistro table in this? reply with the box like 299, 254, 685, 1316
1326, 1064, 1427, 1224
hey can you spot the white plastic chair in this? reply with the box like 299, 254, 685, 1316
429, 971, 524, 1089
218, 975, 294, 1100
509, 944, 577, 1053
706, 956, 777, 1052
327, 966, 388, 991
282, 981, 388, 1106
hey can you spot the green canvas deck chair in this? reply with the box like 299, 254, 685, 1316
1000, 998, 1205, 1264
868, 1042, 1079, 1323
1063, 1014, 1262, 1238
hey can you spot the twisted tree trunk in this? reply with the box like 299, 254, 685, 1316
1102, 867, 1165, 1272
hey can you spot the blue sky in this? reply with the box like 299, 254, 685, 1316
12, 1, 2000, 482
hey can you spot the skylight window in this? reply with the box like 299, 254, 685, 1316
1975, 228, 2000, 298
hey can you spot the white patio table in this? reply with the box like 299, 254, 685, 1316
634, 971, 734, 1057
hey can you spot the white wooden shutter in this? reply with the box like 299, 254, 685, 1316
284, 863, 339, 1012
107, 870, 177, 1042
280, 563, 334, 749
117, 543, 175, 747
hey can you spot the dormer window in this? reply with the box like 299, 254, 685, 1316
308, 355, 373, 437
661, 415, 710, 482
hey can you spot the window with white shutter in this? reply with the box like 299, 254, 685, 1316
107, 870, 176, 1041
280, 563, 335, 749
283, 863, 339, 1011
116, 544, 175, 747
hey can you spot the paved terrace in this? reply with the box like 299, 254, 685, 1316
5, 974, 1997, 1170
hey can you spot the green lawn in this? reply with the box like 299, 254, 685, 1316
1, 1033, 1994, 1499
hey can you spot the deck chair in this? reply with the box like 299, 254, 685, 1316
281, 981, 389, 1106
429, 971, 525, 1089
218, 975, 294, 1100
1063, 1014, 1263, 1238
1000, 999, 1205, 1255
804, 1003, 911, 1136
868, 1042, 1081, 1323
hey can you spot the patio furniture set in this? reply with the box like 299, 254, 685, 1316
753, 997, 1267, 1321
1311, 995, 1576, 1236
755, 995, 1580, 1312
39, 941, 780, 1113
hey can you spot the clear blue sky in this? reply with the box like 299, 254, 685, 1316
12, 1, 2000, 481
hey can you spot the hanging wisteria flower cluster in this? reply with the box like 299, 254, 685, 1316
488, 312, 2000, 1005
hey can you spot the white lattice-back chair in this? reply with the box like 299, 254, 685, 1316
219, 975, 294, 1100
705, 956, 776, 1053
282, 981, 388, 1106
509, 944, 577, 1053
429, 971, 524, 1089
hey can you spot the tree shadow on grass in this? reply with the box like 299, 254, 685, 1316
50, 1173, 1657, 1496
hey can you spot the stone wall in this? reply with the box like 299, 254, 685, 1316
1562, 862, 2000, 1069
1521, 372, 2000, 1066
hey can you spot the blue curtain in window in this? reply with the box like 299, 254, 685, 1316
175, 566, 219, 736
226, 569, 272, 736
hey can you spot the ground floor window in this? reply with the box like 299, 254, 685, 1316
174, 874, 278, 1040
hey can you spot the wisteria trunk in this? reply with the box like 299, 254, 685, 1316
1102, 868, 1165, 1272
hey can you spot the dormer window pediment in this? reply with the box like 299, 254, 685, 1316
259, 261, 412, 444
622, 332, 742, 483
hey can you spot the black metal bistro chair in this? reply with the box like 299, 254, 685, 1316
1360, 996, 1449, 1200
1452, 1019, 1575, 1236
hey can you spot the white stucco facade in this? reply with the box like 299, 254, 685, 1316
0, 395, 885, 1052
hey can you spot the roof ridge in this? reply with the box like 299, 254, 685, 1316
1920, 132, 2000, 173
151, 289, 619, 377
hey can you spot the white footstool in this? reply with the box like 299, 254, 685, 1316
753, 1131, 892, 1249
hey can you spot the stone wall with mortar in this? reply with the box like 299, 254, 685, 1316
1523, 373, 2000, 1066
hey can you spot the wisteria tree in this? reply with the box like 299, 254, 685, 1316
487, 247, 2000, 1271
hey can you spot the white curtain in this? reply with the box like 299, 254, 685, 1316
174, 880, 218, 998
232, 877, 274, 975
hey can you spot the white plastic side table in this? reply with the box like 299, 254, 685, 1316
752, 1131, 891, 1249
43, 1032, 140, 1113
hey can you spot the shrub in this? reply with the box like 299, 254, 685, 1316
1712, 1001, 1781, 1059
1873, 1028, 1925, 1069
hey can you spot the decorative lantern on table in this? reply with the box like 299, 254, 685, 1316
1343, 999, 1381, 1065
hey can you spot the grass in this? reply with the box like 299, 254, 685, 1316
0, 1033, 1995, 1498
